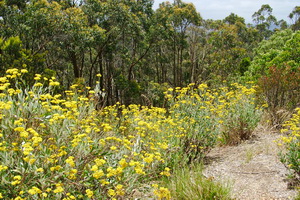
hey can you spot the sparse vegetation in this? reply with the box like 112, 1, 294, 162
162, 164, 232, 200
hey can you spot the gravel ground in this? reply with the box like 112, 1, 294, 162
203, 129, 298, 200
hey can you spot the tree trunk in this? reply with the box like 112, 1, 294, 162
69, 50, 80, 78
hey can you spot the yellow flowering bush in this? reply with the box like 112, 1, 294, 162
165, 82, 262, 152
0, 69, 174, 199
0, 68, 261, 199
279, 108, 300, 178
219, 83, 262, 145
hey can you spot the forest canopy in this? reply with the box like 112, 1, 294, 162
0, 0, 299, 105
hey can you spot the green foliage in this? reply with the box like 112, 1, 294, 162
224, 13, 245, 25
252, 4, 277, 39
143, 81, 170, 107
246, 29, 300, 80
239, 57, 251, 75
0, 36, 45, 86
246, 29, 299, 127
289, 6, 300, 31
207, 23, 248, 80
0, 0, 281, 105
116, 75, 143, 105
162, 163, 232, 200
5, 0, 28, 10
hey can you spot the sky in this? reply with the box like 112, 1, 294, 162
152, 0, 299, 23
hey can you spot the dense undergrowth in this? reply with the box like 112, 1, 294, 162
0, 68, 265, 199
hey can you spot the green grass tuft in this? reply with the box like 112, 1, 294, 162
162, 164, 232, 200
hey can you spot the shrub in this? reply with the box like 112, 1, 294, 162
246, 29, 299, 81
220, 83, 262, 145
279, 108, 300, 180
165, 82, 262, 149
258, 65, 300, 127
164, 83, 220, 164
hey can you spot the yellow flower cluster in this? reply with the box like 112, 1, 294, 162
279, 108, 300, 146
278, 108, 300, 175
152, 184, 171, 200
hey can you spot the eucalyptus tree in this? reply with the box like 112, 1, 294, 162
0, 36, 44, 79
82, 0, 156, 105
0, 0, 106, 87
207, 22, 247, 80
224, 13, 245, 25
24, 1, 105, 86
252, 4, 277, 39
277, 19, 288, 30
3, 0, 29, 10
289, 6, 300, 31
0, 0, 48, 77
183, 13, 261, 84
154, 0, 201, 86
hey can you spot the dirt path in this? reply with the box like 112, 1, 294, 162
203, 128, 298, 200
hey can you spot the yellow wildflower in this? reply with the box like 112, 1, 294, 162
65, 156, 75, 167
28, 186, 42, 195
108, 189, 115, 197
36, 168, 44, 173
85, 189, 94, 198
53, 183, 64, 193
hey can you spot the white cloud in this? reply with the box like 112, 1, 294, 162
153, 0, 298, 23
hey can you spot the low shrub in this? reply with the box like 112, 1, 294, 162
165, 82, 262, 147
219, 83, 262, 145
279, 108, 300, 180
258, 65, 300, 127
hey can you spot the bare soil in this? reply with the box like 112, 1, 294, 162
203, 127, 298, 200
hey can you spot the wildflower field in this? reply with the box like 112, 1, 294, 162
0, 68, 285, 200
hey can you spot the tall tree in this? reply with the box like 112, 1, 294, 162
155, 0, 201, 86
252, 4, 277, 39
224, 13, 245, 25
289, 6, 300, 31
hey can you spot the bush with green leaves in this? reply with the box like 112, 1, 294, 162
246, 29, 300, 80
257, 65, 300, 126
